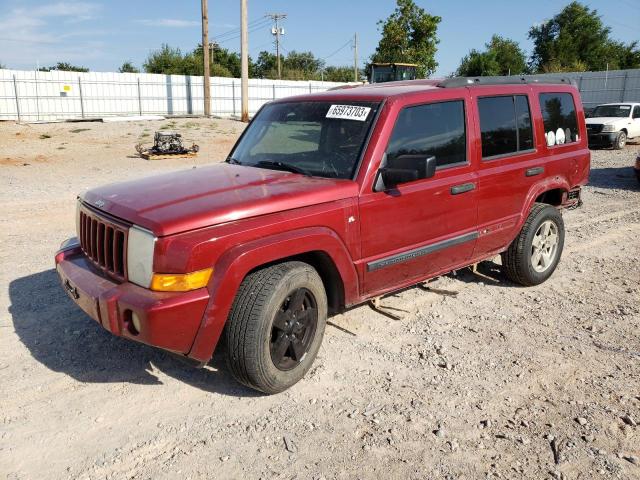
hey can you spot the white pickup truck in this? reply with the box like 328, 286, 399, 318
586, 103, 640, 149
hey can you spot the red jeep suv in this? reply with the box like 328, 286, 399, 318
55, 77, 590, 393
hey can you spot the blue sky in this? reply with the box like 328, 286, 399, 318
0, 0, 638, 76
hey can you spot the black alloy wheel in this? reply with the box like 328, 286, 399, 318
270, 288, 318, 371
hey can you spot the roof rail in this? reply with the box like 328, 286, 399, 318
438, 76, 575, 88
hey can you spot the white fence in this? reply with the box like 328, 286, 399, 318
0, 69, 347, 122
524, 68, 640, 110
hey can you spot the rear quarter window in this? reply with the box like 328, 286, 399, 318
539, 92, 579, 146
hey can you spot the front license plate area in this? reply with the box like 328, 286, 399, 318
57, 266, 101, 322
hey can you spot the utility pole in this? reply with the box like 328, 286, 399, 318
267, 13, 286, 79
240, 0, 249, 122
201, 0, 211, 117
353, 33, 359, 82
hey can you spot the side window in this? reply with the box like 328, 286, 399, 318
633, 106, 640, 119
386, 100, 467, 169
478, 95, 534, 158
539, 92, 579, 146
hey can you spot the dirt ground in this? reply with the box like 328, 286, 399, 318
1, 118, 639, 480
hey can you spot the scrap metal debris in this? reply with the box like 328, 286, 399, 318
136, 131, 199, 160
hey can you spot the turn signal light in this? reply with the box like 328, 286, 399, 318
150, 268, 213, 292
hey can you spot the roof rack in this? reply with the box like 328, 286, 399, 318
438, 76, 575, 88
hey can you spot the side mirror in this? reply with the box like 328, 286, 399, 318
380, 167, 419, 186
377, 154, 436, 190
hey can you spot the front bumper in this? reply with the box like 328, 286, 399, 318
588, 132, 618, 147
55, 240, 210, 355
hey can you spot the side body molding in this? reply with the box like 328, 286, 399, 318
188, 226, 359, 362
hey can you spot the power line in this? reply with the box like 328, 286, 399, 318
321, 38, 353, 61
214, 21, 271, 45
601, 16, 638, 32
613, 0, 640, 12
212, 17, 270, 40
250, 39, 276, 54
212, 17, 271, 41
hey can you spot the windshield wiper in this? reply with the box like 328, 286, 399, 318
226, 156, 243, 165
254, 160, 311, 176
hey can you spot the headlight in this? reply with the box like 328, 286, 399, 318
601, 125, 616, 133
127, 226, 156, 288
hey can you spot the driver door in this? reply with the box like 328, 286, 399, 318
358, 97, 479, 296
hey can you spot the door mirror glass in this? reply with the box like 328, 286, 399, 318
379, 154, 436, 190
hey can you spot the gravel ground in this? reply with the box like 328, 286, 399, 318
1, 119, 639, 480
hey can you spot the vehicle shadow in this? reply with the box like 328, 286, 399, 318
450, 260, 517, 289
588, 165, 639, 191
8, 269, 260, 397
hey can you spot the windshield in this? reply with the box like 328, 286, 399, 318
591, 104, 632, 118
229, 101, 380, 179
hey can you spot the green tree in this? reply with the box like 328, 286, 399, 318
456, 50, 500, 77
608, 41, 640, 70
192, 44, 241, 77
284, 51, 324, 74
488, 35, 527, 75
370, 0, 441, 77
322, 66, 363, 82
39, 62, 89, 72
0, 62, 5, 69
457, 35, 527, 76
144, 43, 244, 77
143, 44, 191, 75
528, 1, 640, 72
252, 50, 326, 80
253, 51, 278, 78
118, 61, 139, 73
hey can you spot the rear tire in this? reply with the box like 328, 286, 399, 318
614, 131, 627, 149
502, 203, 565, 286
224, 261, 327, 394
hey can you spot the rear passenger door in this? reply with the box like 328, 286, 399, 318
472, 91, 541, 256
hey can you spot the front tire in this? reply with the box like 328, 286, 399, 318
502, 203, 565, 286
614, 131, 627, 149
224, 261, 327, 394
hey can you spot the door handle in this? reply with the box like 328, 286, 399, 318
525, 167, 544, 177
450, 183, 476, 195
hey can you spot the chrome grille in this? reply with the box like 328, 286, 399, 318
79, 208, 127, 279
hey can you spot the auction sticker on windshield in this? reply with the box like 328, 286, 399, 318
326, 104, 371, 121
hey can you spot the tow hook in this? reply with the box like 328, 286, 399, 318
64, 279, 79, 300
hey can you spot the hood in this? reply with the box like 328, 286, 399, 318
585, 117, 628, 125
82, 163, 358, 236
